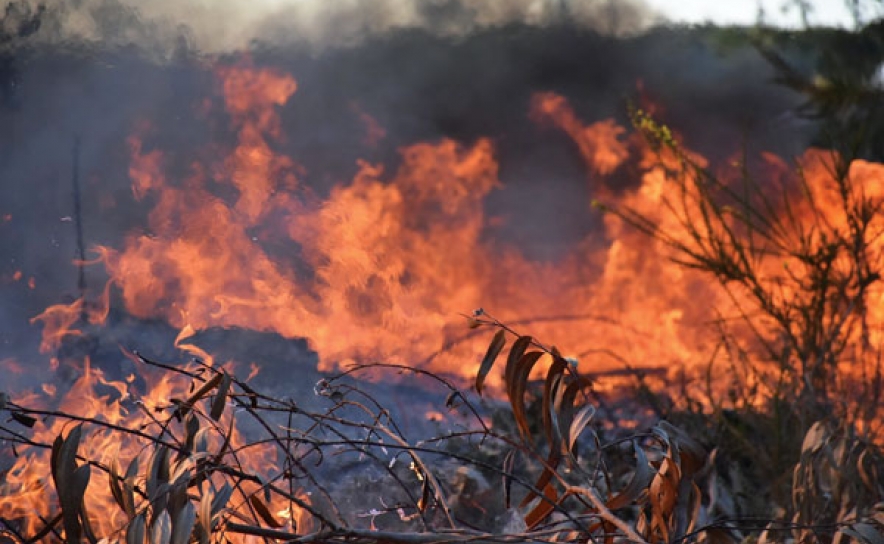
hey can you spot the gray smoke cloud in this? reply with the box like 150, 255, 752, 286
2, 0, 661, 54
0, 0, 812, 398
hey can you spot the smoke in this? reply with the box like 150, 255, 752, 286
0, 0, 812, 395
2, 0, 659, 54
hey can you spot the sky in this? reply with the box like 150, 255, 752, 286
646, 0, 861, 27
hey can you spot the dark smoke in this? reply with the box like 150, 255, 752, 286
0, 0, 810, 392
2, 0, 658, 54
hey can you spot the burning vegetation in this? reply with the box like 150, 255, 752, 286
4, 2, 884, 543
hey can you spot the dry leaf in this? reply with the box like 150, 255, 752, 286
475, 329, 506, 396
249, 495, 283, 528
210, 373, 231, 421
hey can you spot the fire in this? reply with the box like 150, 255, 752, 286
0, 355, 306, 540
42, 63, 874, 396
30, 299, 88, 354
23, 63, 884, 397
29, 280, 110, 354
530, 92, 630, 176
5, 56, 884, 540
88, 63, 725, 390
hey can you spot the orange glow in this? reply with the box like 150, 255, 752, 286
29, 280, 110, 354
530, 91, 630, 176
0, 355, 306, 540
7, 59, 884, 539
93, 73, 761, 392
30, 299, 87, 353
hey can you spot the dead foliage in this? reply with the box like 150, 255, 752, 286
2, 313, 884, 544
469, 309, 717, 543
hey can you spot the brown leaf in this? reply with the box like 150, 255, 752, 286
210, 372, 232, 421
80, 500, 99, 544
198, 490, 212, 537
648, 456, 680, 542
51, 425, 81, 495
127, 513, 147, 544
167, 471, 191, 518
541, 357, 569, 445
685, 481, 702, 535
238, 381, 259, 409
418, 477, 432, 512
554, 379, 582, 456
507, 351, 544, 443
121, 456, 140, 519
51, 425, 86, 544
249, 495, 283, 528
109, 457, 129, 518
11, 412, 36, 427
177, 372, 224, 418
858, 449, 880, 493
602, 520, 616, 544
171, 502, 196, 544
150, 510, 172, 544
801, 420, 830, 457
658, 421, 707, 477
519, 449, 561, 509
210, 482, 233, 517
506, 336, 533, 380
184, 414, 200, 453
56, 464, 90, 543
147, 446, 171, 500
567, 404, 596, 454
49, 435, 64, 488
607, 442, 653, 510
544, 370, 585, 461
524, 482, 558, 530
212, 411, 237, 464
475, 329, 506, 396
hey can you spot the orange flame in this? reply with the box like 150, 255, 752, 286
530, 91, 630, 176
88, 68, 742, 390
1, 354, 307, 539
9, 59, 884, 539
27, 66, 883, 400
